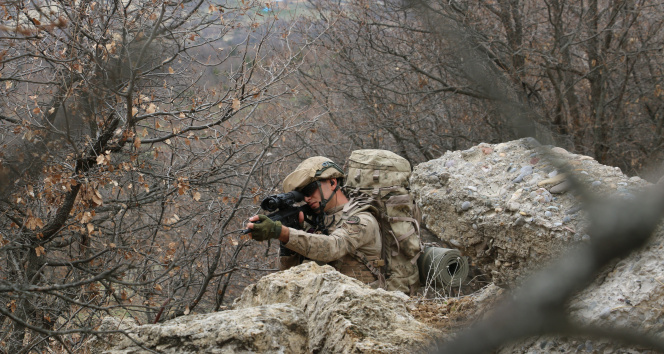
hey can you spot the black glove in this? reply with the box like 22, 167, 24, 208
251, 215, 282, 241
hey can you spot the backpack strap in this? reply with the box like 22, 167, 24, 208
384, 194, 412, 206
342, 197, 371, 218
385, 194, 423, 264
353, 249, 386, 288
367, 195, 403, 257
388, 216, 420, 238
348, 186, 402, 197
386, 216, 423, 265
343, 201, 387, 285
388, 230, 400, 257
342, 199, 360, 214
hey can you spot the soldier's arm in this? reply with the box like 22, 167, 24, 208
279, 214, 375, 263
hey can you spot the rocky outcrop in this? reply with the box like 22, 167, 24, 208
99, 138, 663, 354
411, 138, 652, 287
97, 263, 439, 353
411, 138, 664, 353
233, 262, 437, 353
94, 303, 309, 353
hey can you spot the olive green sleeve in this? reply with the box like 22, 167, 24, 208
285, 213, 380, 263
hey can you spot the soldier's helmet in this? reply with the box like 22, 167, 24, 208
283, 156, 345, 193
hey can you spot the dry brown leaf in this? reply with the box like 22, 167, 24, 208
35, 245, 45, 257
80, 211, 93, 224
26, 212, 44, 230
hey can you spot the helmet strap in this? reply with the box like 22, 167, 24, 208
317, 179, 340, 213
311, 179, 340, 232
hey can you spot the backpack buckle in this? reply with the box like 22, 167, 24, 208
373, 259, 385, 267
372, 169, 380, 181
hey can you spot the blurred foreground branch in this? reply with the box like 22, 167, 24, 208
403, 0, 664, 352
432, 183, 664, 353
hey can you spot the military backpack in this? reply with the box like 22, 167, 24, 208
343, 149, 422, 293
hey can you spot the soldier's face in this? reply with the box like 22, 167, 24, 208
303, 180, 334, 212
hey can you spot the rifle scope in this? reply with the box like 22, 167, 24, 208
260, 191, 304, 212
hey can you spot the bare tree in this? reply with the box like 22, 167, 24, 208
395, 1, 664, 352
294, 0, 664, 175
0, 0, 319, 351
456, 0, 664, 173
293, 0, 536, 165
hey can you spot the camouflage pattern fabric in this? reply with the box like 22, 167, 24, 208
385, 251, 420, 293
285, 204, 381, 285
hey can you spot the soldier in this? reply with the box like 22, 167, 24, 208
247, 156, 385, 287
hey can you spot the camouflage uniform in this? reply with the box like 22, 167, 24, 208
282, 203, 383, 286
269, 154, 422, 293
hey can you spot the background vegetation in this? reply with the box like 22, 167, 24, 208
1, 0, 663, 352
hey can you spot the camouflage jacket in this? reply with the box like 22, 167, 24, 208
284, 203, 382, 285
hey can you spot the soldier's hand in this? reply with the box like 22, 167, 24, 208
247, 215, 282, 241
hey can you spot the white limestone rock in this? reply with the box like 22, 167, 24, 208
411, 138, 651, 287
233, 262, 437, 353
411, 138, 664, 353
97, 303, 308, 353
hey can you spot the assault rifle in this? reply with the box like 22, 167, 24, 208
243, 190, 317, 258
242, 191, 315, 234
